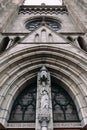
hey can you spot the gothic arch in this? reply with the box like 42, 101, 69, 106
0, 45, 87, 128
8, 74, 80, 123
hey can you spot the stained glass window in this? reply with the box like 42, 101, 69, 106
9, 81, 80, 123
52, 84, 80, 122
9, 84, 37, 122
25, 17, 61, 31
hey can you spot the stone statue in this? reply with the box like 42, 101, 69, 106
38, 66, 50, 130
39, 88, 50, 130
39, 66, 49, 111
40, 89, 49, 111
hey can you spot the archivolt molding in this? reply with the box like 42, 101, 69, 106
0, 45, 87, 128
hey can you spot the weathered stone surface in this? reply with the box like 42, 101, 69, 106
0, 0, 87, 129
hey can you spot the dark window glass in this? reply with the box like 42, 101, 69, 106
9, 84, 37, 123
25, 17, 61, 31
52, 84, 80, 122
45, 17, 61, 31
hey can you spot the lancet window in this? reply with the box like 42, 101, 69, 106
52, 84, 80, 122
9, 84, 37, 122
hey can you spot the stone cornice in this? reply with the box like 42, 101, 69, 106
1, 32, 85, 36
18, 5, 68, 15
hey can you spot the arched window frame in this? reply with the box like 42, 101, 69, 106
8, 81, 80, 123
51, 83, 80, 122
8, 84, 37, 123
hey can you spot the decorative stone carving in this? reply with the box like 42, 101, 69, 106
18, 6, 68, 15
40, 89, 49, 111
40, 66, 48, 83
38, 66, 50, 130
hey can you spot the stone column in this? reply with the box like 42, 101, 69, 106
36, 66, 53, 130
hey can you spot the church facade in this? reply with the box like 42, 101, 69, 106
0, 0, 87, 130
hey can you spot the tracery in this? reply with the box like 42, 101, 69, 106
9, 84, 37, 122
52, 84, 80, 122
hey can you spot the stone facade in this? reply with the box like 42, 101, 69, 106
0, 0, 87, 130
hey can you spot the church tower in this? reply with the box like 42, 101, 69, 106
0, 0, 87, 130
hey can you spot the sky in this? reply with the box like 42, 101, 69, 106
24, 0, 62, 5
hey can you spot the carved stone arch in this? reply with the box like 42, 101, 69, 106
1, 66, 82, 126
0, 46, 87, 128
1, 66, 81, 124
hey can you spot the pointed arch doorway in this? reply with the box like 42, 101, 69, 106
7, 67, 80, 130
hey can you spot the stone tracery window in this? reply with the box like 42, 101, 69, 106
9, 84, 37, 122
25, 17, 61, 31
52, 84, 80, 122
8, 82, 80, 123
